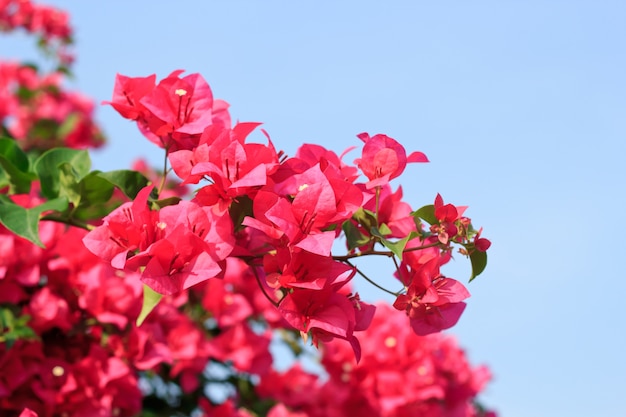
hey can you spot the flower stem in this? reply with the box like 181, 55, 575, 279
40, 214, 93, 230
157, 148, 169, 197
332, 241, 442, 262
250, 264, 280, 308
345, 260, 400, 297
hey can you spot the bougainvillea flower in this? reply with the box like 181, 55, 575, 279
141, 70, 214, 136
207, 323, 273, 376
18, 408, 38, 417
169, 122, 263, 184
474, 227, 492, 252
26, 287, 73, 332
267, 403, 309, 417
279, 288, 369, 361
76, 265, 143, 330
355, 132, 428, 189
307, 303, 495, 417
273, 163, 364, 227
105, 70, 231, 150
273, 143, 359, 185
104, 73, 156, 121
84, 189, 233, 295
58, 345, 142, 416
82, 186, 158, 270
431, 194, 468, 245
190, 125, 280, 206
243, 189, 336, 256
124, 200, 234, 295
201, 278, 253, 328
263, 248, 356, 290
394, 257, 470, 335
364, 184, 417, 238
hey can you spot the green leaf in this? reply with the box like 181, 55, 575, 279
0, 309, 37, 349
413, 204, 437, 225
342, 220, 372, 251
0, 195, 68, 247
79, 172, 115, 205
370, 226, 411, 260
0, 307, 14, 331
382, 235, 411, 260
0, 138, 36, 193
57, 113, 79, 139
34, 148, 90, 199
378, 223, 392, 236
96, 170, 150, 200
70, 171, 117, 220
137, 284, 163, 326
469, 249, 488, 282
352, 207, 378, 231
58, 162, 82, 206
54, 170, 148, 221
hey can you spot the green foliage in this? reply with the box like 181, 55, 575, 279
351, 207, 377, 231
469, 247, 488, 282
0, 142, 149, 245
0, 195, 68, 247
0, 306, 38, 348
342, 220, 371, 251
370, 226, 412, 260
0, 138, 37, 193
98, 170, 150, 200
137, 284, 163, 326
413, 204, 437, 226
34, 147, 91, 199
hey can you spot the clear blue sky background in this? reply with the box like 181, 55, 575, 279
3, 1, 626, 416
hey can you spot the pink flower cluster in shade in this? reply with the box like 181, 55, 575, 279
0, 188, 278, 416
256, 304, 496, 417
0, 0, 73, 64
2, 213, 495, 415
0, 62, 104, 151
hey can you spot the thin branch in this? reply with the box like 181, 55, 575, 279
157, 146, 169, 196
333, 241, 442, 262
40, 214, 93, 230
250, 264, 280, 308
345, 260, 400, 297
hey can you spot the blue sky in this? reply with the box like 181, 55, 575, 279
4, 1, 626, 416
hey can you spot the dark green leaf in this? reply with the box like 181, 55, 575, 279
34, 148, 90, 199
413, 204, 437, 225
69, 171, 117, 220
352, 207, 378, 231
79, 172, 115, 205
0, 195, 68, 247
342, 220, 372, 251
97, 170, 149, 200
0, 138, 36, 193
0, 308, 37, 349
0, 307, 14, 330
469, 249, 488, 282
